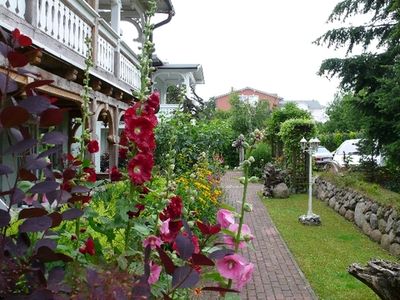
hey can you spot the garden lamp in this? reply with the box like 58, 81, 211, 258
298, 137, 321, 225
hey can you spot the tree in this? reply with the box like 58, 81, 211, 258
265, 102, 311, 157
322, 93, 362, 133
316, 0, 400, 166
229, 93, 272, 137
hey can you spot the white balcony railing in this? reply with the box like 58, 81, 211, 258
0, 0, 141, 92
0, 0, 25, 18
37, 0, 94, 57
159, 104, 179, 117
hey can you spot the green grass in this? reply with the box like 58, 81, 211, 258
320, 172, 400, 212
263, 194, 398, 300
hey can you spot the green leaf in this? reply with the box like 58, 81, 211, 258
202, 271, 225, 283
117, 255, 128, 270
133, 223, 150, 236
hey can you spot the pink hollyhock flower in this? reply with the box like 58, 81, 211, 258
148, 262, 162, 285
87, 140, 99, 153
216, 254, 247, 280
217, 209, 235, 228
110, 166, 122, 181
127, 153, 154, 185
235, 263, 254, 290
143, 235, 163, 250
23, 193, 38, 205
160, 218, 182, 243
224, 223, 254, 249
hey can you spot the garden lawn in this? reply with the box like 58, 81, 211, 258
263, 194, 397, 300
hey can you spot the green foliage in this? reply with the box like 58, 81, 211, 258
166, 85, 185, 104
318, 131, 359, 152
321, 93, 362, 134
229, 93, 271, 137
265, 102, 311, 157
279, 118, 316, 192
263, 194, 395, 300
316, 0, 400, 168
247, 142, 272, 177
155, 112, 237, 173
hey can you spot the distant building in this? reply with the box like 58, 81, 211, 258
214, 87, 282, 111
282, 100, 327, 123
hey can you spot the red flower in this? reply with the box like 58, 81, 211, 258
79, 238, 95, 256
160, 196, 183, 221
110, 166, 122, 181
11, 28, 32, 47
127, 153, 154, 185
87, 140, 99, 153
119, 147, 128, 160
83, 167, 96, 182
125, 115, 154, 144
127, 203, 145, 219
196, 220, 221, 235
148, 91, 160, 112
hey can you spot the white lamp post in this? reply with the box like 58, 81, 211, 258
299, 137, 321, 225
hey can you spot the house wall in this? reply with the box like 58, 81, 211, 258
215, 89, 280, 111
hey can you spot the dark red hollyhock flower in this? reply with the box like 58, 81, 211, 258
125, 115, 154, 144
127, 153, 154, 185
11, 28, 32, 47
127, 102, 158, 127
159, 196, 183, 221
110, 166, 122, 182
119, 147, 128, 160
83, 167, 96, 182
147, 91, 160, 112
136, 131, 156, 153
79, 238, 95, 256
127, 203, 145, 219
196, 220, 221, 235
87, 140, 99, 153
61, 180, 72, 192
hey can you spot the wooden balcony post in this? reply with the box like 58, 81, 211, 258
25, 0, 38, 26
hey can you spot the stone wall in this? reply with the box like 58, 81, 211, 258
315, 177, 400, 257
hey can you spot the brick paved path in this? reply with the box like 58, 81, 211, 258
204, 171, 317, 300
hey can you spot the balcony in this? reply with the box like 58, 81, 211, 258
0, 0, 141, 95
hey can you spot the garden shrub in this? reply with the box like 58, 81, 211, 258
155, 112, 237, 173
317, 131, 359, 151
279, 118, 316, 193
247, 142, 272, 177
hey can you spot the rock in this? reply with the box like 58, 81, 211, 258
363, 222, 372, 236
369, 213, 378, 230
329, 197, 336, 208
370, 230, 382, 243
371, 203, 379, 214
334, 202, 341, 212
272, 183, 290, 199
378, 219, 387, 233
339, 206, 347, 216
389, 243, 400, 257
381, 234, 391, 250
393, 220, 400, 235
386, 214, 396, 233
345, 210, 355, 222
355, 202, 366, 228
377, 207, 384, 218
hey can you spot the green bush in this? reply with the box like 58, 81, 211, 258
318, 131, 359, 151
155, 112, 237, 174
248, 142, 272, 177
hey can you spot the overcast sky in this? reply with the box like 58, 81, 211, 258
149, 0, 346, 106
